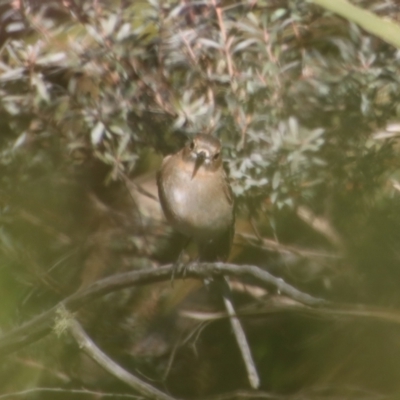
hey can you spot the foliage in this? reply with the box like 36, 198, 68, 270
2, 0, 400, 398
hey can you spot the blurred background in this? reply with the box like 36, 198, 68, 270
2, 0, 400, 398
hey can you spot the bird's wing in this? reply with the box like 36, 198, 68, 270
222, 171, 234, 206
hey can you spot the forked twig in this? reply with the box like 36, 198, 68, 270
68, 316, 176, 400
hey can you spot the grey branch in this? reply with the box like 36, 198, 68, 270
0, 262, 327, 357
220, 276, 260, 389
68, 317, 176, 400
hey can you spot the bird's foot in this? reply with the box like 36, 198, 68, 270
171, 244, 192, 284
171, 261, 187, 284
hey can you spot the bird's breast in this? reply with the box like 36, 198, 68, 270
160, 159, 233, 240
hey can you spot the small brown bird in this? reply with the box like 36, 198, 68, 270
157, 134, 234, 261
157, 134, 260, 388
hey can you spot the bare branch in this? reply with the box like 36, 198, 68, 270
297, 206, 343, 249
0, 387, 142, 399
220, 277, 260, 389
237, 233, 341, 260
0, 262, 328, 357
183, 297, 400, 326
68, 317, 176, 400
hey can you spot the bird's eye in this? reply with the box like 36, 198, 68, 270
213, 152, 220, 160
189, 141, 195, 150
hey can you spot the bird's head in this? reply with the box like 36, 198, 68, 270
182, 134, 223, 179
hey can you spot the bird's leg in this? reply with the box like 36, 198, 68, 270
171, 236, 192, 283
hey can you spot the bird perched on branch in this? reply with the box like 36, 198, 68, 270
157, 133, 234, 262
157, 133, 259, 388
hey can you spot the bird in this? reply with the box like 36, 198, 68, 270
157, 133, 260, 388
157, 133, 234, 262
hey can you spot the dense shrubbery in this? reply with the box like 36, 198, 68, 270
2, 0, 400, 398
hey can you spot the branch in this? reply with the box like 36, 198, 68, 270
310, 0, 400, 49
68, 317, 176, 400
220, 277, 260, 389
182, 297, 400, 326
0, 388, 141, 399
297, 206, 343, 249
0, 262, 327, 357
237, 232, 341, 260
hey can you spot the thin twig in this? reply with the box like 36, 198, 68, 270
237, 232, 341, 260
211, 0, 234, 78
297, 206, 343, 249
0, 387, 142, 399
183, 298, 400, 326
220, 277, 260, 388
68, 317, 176, 400
179, 30, 197, 65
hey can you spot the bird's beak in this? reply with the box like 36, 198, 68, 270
191, 151, 206, 179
